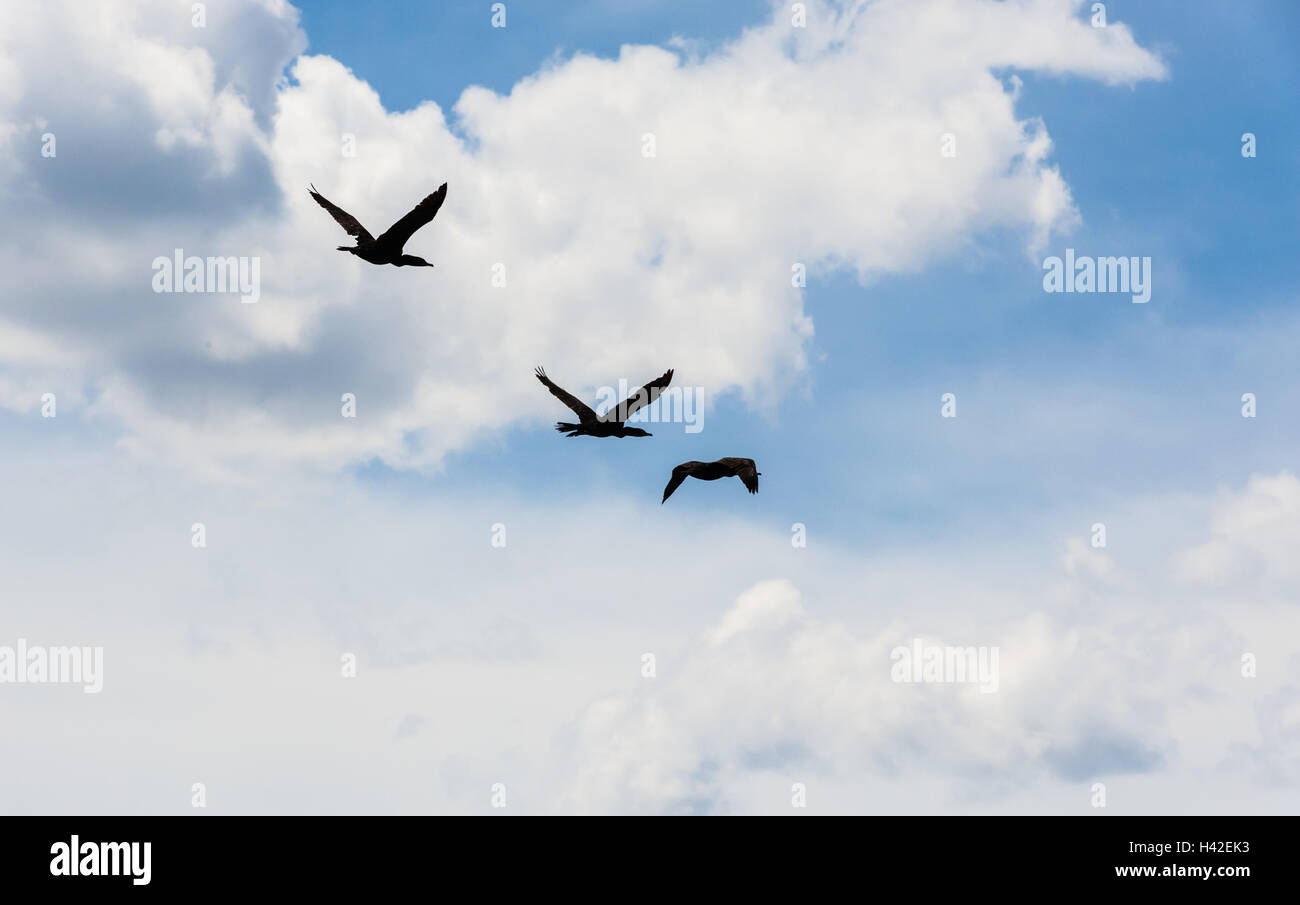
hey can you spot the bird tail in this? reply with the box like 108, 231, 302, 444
336, 246, 354, 253
555, 422, 582, 436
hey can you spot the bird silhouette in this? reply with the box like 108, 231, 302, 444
661, 458, 760, 502
309, 183, 447, 266
535, 366, 673, 437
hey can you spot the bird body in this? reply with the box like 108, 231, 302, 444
661, 458, 760, 502
309, 183, 447, 267
554, 420, 646, 438
535, 366, 673, 438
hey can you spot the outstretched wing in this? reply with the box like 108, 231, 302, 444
604, 368, 673, 423
720, 457, 760, 494
661, 463, 694, 503
377, 183, 448, 248
308, 185, 373, 242
535, 367, 597, 424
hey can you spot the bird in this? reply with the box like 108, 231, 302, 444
534, 366, 673, 437
308, 183, 447, 266
661, 458, 761, 503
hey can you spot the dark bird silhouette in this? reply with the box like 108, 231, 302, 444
308, 183, 447, 266
661, 458, 760, 503
535, 366, 673, 437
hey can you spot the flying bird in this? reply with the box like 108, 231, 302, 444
535, 366, 673, 437
661, 458, 761, 503
308, 182, 447, 266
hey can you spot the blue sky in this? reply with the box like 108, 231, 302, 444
300, 0, 776, 113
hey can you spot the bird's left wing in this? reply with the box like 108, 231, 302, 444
308, 185, 373, 242
661, 463, 692, 503
535, 367, 598, 424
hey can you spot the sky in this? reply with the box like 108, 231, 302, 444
0, 0, 1298, 815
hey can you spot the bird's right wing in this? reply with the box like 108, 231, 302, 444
535, 367, 597, 424
720, 458, 760, 494
309, 185, 373, 243
737, 460, 759, 494
377, 183, 448, 248
607, 368, 673, 422
661, 464, 693, 503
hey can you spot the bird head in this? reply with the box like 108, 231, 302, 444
623, 427, 652, 437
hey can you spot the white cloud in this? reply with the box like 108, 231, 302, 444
1176, 472, 1300, 590
0, 0, 1166, 473
556, 542, 1295, 814
0, 434, 1292, 813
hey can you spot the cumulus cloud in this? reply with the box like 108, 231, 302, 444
0, 0, 1166, 474
1176, 472, 1300, 591
555, 531, 1298, 815
0, 437, 1293, 813
556, 579, 1167, 813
